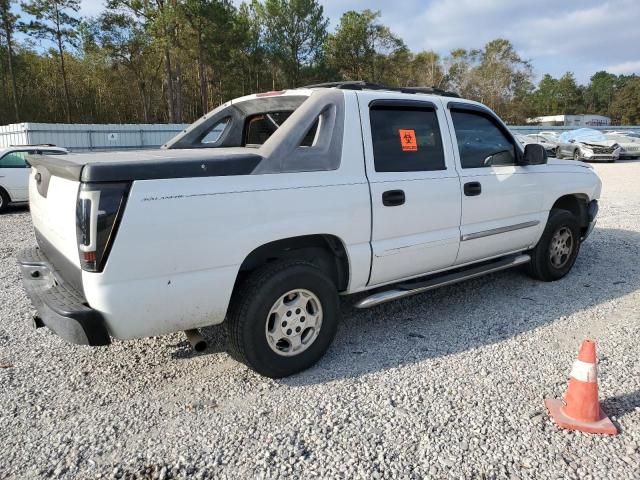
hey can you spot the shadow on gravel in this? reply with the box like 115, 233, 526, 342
277, 227, 640, 386
0, 204, 29, 215
602, 390, 640, 421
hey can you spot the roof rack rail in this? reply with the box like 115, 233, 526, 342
303, 81, 460, 98
9, 143, 57, 147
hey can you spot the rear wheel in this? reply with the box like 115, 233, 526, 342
227, 260, 340, 378
526, 209, 581, 281
0, 188, 10, 214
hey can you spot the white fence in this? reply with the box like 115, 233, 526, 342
0, 123, 188, 152
1, 122, 639, 152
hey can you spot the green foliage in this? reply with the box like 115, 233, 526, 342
325, 9, 405, 84
0, 0, 20, 121
611, 77, 640, 124
19, 0, 81, 122
254, 0, 328, 87
1, 2, 639, 125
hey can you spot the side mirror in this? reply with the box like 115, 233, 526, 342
522, 143, 547, 165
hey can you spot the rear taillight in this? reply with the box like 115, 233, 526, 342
76, 182, 130, 272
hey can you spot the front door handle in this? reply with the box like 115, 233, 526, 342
464, 182, 482, 196
382, 190, 405, 207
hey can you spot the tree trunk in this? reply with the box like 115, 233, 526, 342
57, 41, 72, 123
175, 60, 183, 123
164, 47, 175, 122
5, 29, 19, 122
138, 81, 150, 123
54, 5, 72, 123
197, 47, 208, 115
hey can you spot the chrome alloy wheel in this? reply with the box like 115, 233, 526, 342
549, 226, 574, 268
265, 289, 323, 356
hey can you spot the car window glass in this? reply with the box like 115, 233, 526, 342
0, 151, 30, 168
200, 118, 230, 144
451, 111, 516, 168
369, 107, 446, 172
243, 111, 318, 147
41, 150, 67, 155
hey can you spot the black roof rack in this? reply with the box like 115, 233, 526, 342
9, 143, 57, 147
303, 81, 460, 98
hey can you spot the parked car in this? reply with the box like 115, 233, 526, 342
556, 128, 620, 162
19, 82, 601, 377
523, 134, 559, 157
0, 145, 68, 213
604, 132, 640, 159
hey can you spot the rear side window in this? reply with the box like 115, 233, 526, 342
200, 118, 230, 144
451, 111, 516, 168
369, 107, 445, 172
0, 151, 30, 168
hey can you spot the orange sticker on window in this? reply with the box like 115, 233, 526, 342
399, 129, 418, 151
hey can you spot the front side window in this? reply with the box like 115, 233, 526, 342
451, 110, 516, 168
369, 107, 446, 172
0, 151, 31, 168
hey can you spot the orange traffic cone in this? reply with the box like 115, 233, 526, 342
545, 339, 618, 435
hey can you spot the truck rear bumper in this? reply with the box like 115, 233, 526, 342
17, 247, 111, 346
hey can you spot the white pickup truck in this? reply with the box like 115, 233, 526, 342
19, 82, 601, 377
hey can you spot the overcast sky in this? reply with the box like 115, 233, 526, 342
71, 0, 640, 84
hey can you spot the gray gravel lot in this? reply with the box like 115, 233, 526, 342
1, 161, 639, 479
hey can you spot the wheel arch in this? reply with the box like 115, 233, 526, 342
235, 234, 351, 293
551, 194, 590, 229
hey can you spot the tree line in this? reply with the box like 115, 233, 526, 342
1, 0, 639, 125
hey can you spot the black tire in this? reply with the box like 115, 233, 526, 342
0, 188, 10, 214
573, 149, 581, 161
226, 260, 340, 378
526, 209, 581, 281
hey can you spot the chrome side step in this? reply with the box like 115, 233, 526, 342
355, 254, 531, 309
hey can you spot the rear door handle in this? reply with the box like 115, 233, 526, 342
464, 182, 482, 196
382, 190, 405, 207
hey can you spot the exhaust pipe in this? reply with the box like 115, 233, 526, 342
184, 329, 207, 352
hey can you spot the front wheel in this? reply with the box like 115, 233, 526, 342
226, 260, 340, 378
573, 150, 582, 161
526, 209, 581, 281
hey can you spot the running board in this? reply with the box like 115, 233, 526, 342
355, 254, 531, 309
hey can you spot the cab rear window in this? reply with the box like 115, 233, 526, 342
369, 107, 446, 172
244, 111, 317, 147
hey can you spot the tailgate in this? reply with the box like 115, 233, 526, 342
29, 163, 81, 271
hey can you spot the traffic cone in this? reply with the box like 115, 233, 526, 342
545, 339, 618, 435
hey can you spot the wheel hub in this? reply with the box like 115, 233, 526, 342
265, 289, 323, 357
549, 227, 574, 268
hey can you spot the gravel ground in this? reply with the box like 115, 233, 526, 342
1, 161, 639, 479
